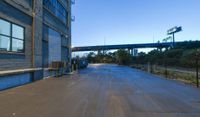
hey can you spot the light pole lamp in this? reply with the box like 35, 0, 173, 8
167, 26, 182, 47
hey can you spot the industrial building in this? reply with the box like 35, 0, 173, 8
0, 0, 72, 90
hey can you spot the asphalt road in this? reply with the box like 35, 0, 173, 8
0, 64, 200, 117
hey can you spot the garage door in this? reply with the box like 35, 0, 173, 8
48, 28, 61, 65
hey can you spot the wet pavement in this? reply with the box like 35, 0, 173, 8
0, 64, 200, 117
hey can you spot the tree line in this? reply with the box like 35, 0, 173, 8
86, 41, 200, 67
133, 41, 200, 68
87, 49, 132, 65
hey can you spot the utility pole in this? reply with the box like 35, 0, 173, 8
153, 34, 155, 43
103, 37, 106, 55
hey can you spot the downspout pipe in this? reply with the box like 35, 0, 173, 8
32, 0, 35, 68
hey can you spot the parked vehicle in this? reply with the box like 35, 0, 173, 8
78, 59, 88, 69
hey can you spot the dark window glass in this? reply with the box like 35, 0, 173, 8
44, 0, 67, 25
0, 19, 11, 36
42, 41, 49, 67
0, 36, 10, 51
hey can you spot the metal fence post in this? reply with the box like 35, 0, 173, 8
163, 52, 168, 78
165, 64, 168, 78
196, 58, 199, 88
164, 57, 168, 78
150, 63, 153, 73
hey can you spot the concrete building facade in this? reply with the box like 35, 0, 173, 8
0, 0, 72, 90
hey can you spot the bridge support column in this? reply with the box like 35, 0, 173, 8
131, 48, 138, 56
157, 47, 162, 52
97, 50, 101, 55
128, 49, 131, 55
130, 49, 133, 56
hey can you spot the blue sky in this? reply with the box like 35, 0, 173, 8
72, 0, 200, 47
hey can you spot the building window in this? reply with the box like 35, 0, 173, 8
0, 36, 10, 51
43, 0, 68, 25
0, 19, 25, 53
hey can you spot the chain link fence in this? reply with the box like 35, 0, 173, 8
131, 49, 200, 87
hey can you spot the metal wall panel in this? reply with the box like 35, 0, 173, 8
0, 73, 31, 90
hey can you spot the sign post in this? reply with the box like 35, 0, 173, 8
167, 26, 182, 47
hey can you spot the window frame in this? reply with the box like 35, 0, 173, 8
0, 18, 25, 53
